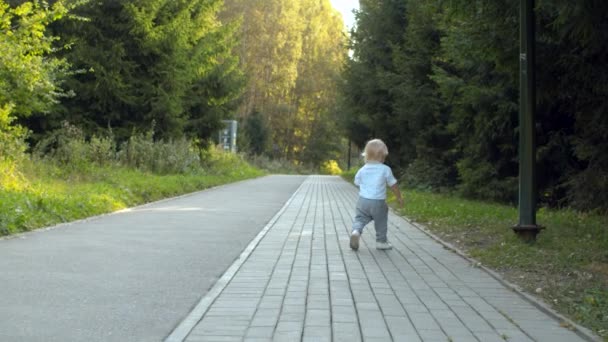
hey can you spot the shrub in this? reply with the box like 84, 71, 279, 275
320, 160, 343, 175
202, 145, 260, 177
32, 121, 92, 171
0, 105, 28, 191
0, 104, 27, 162
403, 158, 455, 192
88, 135, 117, 166
118, 130, 200, 174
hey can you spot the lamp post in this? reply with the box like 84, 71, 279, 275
513, 0, 544, 241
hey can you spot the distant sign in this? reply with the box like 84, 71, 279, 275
219, 120, 238, 152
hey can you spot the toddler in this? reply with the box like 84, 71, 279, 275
350, 139, 403, 251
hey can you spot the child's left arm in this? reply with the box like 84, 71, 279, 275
390, 183, 404, 207
386, 167, 403, 207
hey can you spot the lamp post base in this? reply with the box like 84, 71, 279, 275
512, 224, 545, 242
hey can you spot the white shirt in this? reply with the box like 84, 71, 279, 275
354, 162, 397, 200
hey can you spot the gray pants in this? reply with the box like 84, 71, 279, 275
352, 197, 389, 242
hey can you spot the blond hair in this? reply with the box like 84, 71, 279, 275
362, 139, 388, 162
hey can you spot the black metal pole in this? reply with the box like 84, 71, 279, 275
513, 0, 543, 241
347, 140, 352, 170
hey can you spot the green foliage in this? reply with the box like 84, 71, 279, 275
0, 105, 27, 193
0, 0, 78, 118
0, 142, 263, 236
240, 111, 269, 155
24, 0, 244, 143
0, 0, 85, 181
33, 121, 93, 171
340, 0, 408, 164
223, 0, 347, 166
0, 104, 27, 162
31, 121, 204, 175
320, 160, 342, 175
344, 171, 608, 337
118, 130, 200, 175
341, 0, 608, 211
202, 145, 261, 178
436, 1, 521, 203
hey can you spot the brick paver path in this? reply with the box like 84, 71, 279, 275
181, 176, 587, 342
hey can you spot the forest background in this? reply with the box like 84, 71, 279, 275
1, 0, 607, 212
343, 0, 608, 213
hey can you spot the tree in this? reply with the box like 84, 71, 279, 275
433, 1, 520, 201
342, 0, 608, 211
0, 0, 76, 118
26, 0, 243, 144
389, 1, 457, 190
293, 0, 346, 165
341, 0, 409, 168
241, 110, 269, 155
223, 0, 346, 164
1, 0, 81, 159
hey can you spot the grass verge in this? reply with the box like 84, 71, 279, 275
1, 155, 263, 236
342, 169, 607, 339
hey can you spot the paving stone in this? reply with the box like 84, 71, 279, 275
302, 325, 331, 341
332, 322, 361, 340
416, 329, 448, 341
305, 309, 331, 326
182, 176, 591, 342
245, 326, 275, 338
409, 312, 442, 331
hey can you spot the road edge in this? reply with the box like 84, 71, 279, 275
0, 175, 268, 242
163, 176, 307, 342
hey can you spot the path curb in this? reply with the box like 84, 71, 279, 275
163, 178, 305, 342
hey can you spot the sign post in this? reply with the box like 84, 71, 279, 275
219, 120, 238, 153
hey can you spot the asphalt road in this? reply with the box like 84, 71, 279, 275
0, 175, 306, 342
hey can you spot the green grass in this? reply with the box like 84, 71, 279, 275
399, 192, 608, 339
0, 156, 264, 236
342, 170, 608, 339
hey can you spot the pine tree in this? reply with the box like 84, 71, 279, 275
29, 0, 244, 144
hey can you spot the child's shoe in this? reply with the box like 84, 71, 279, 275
376, 241, 393, 250
350, 231, 360, 250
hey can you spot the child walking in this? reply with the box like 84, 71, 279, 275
350, 139, 403, 251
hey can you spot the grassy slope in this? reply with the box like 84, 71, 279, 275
342, 170, 608, 339
0, 159, 264, 236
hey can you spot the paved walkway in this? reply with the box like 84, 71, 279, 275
175, 176, 590, 342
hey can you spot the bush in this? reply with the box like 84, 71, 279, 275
403, 158, 455, 192
89, 135, 117, 166
33, 122, 201, 174
456, 159, 518, 204
201, 146, 262, 178
0, 105, 29, 192
320, 160, 343, 175
0, 104, 27, 162
32, 121, 93, 171
567, 167, 608, 214
118, 131, 200, 174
